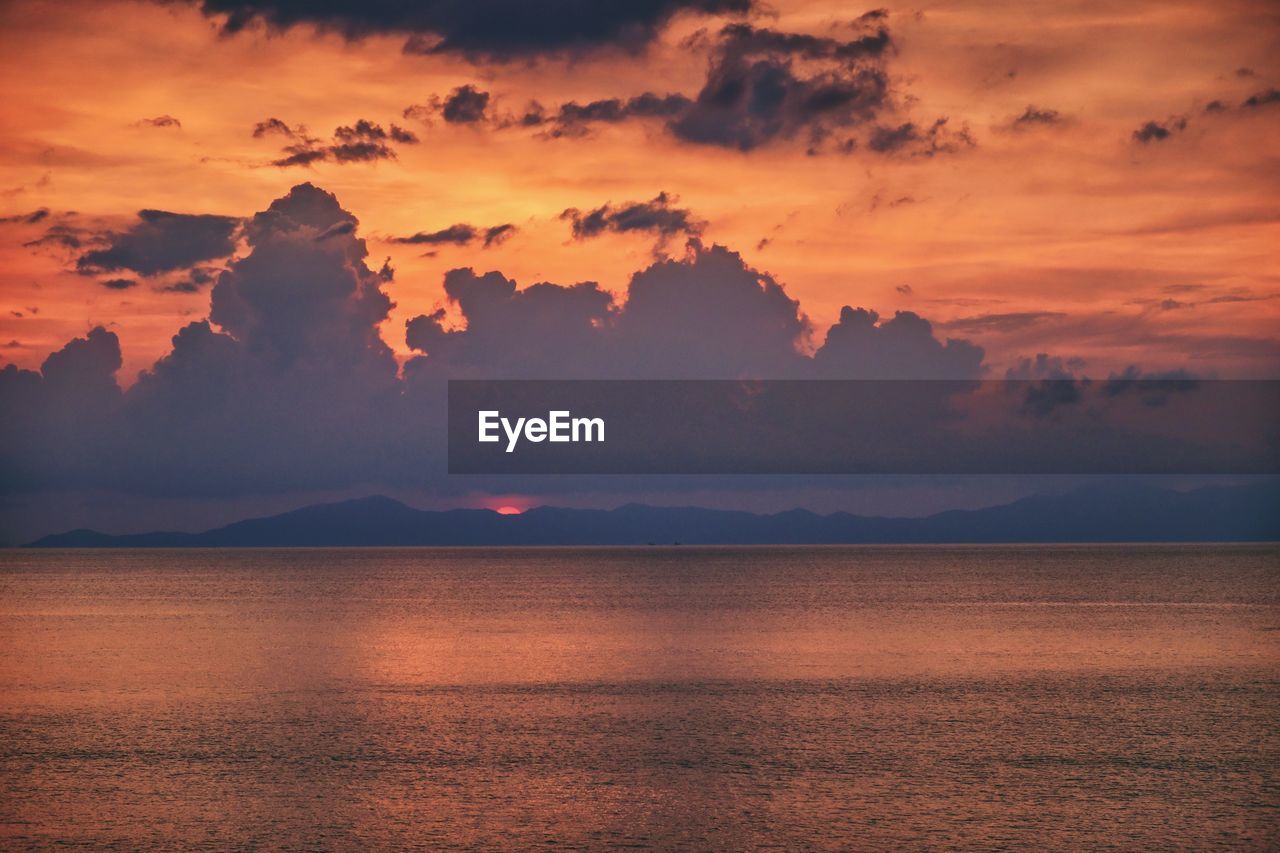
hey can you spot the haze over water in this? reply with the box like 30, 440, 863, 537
1, 544, 1277, 848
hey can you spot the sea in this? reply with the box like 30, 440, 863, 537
0, 544, 1276, 849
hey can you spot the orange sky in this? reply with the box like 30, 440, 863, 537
1, 0, 1278, 381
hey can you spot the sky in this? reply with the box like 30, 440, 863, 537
0, 0, 1277, 540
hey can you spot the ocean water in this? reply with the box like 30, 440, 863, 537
0, 544, 1277, 849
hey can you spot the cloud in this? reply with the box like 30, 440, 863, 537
531, 92, 693, 136
23, 223, 85, 251
1007, 105, 1062, 130
442, 85, 490, 123
1241, 88, 1280, 109
75, 210, 240, 276
176, 0, 753, 60
813, 307, 984, 379
560, 192, 703, 247
1006, 353, 1086, 380
1132, 117, 1187, 143
668, 20, 894, 151
868, 118, 975, 156
134, 115, 182, 129
0, 208, 49, 225
2, 183, 991, 501
483, 14, 964, 157
101, 277, 138, 290
944, 311, 1068, 333
252, 117, 303, 137
266, 119, 418, 167
389, 221, 517, 249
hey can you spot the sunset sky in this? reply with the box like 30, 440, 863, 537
0, 0, 1277, 540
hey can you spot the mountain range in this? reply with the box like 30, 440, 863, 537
26, 482, 1279, 547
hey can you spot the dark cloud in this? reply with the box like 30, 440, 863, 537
483, 223, 516, 247
0, 208, 49, 225
813, 307, 984, 379
267, 119, 417, 167
1132, 117, 1187, 143
1241, 88, 1280, 109
23, 223, 85, 251
252, 117, 302, 137
491, 14, 960, 157
1006, 353, 1086, 381
76, 210, 240, 276
868, 118, 975, 156
273, 146, 329, 167
442, 85, 490, 123
1008, 105, 1061, 130
560, 192, 704, 247
534, 92, 693, 136
177, 0, 753, 60
895, 284, 913, 295
135, 115, 182, 129
328, 140, 397, 163
101, 278, 138, 290
333, 119, 417, 144
405, 269, 614, 376
1003, 354, 1087, 417
3, 183, 993, 502
389, 221, 517, 249
668, 20, 894, 151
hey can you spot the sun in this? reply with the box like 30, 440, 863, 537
495, 505, 523, 515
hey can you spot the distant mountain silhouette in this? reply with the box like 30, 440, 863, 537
25, 482, 1279, 547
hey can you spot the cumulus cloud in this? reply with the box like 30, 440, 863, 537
173, 0, 753, 60
3, 183, 993, 501
813, 307, 984, 379
75, 210, 240, 276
